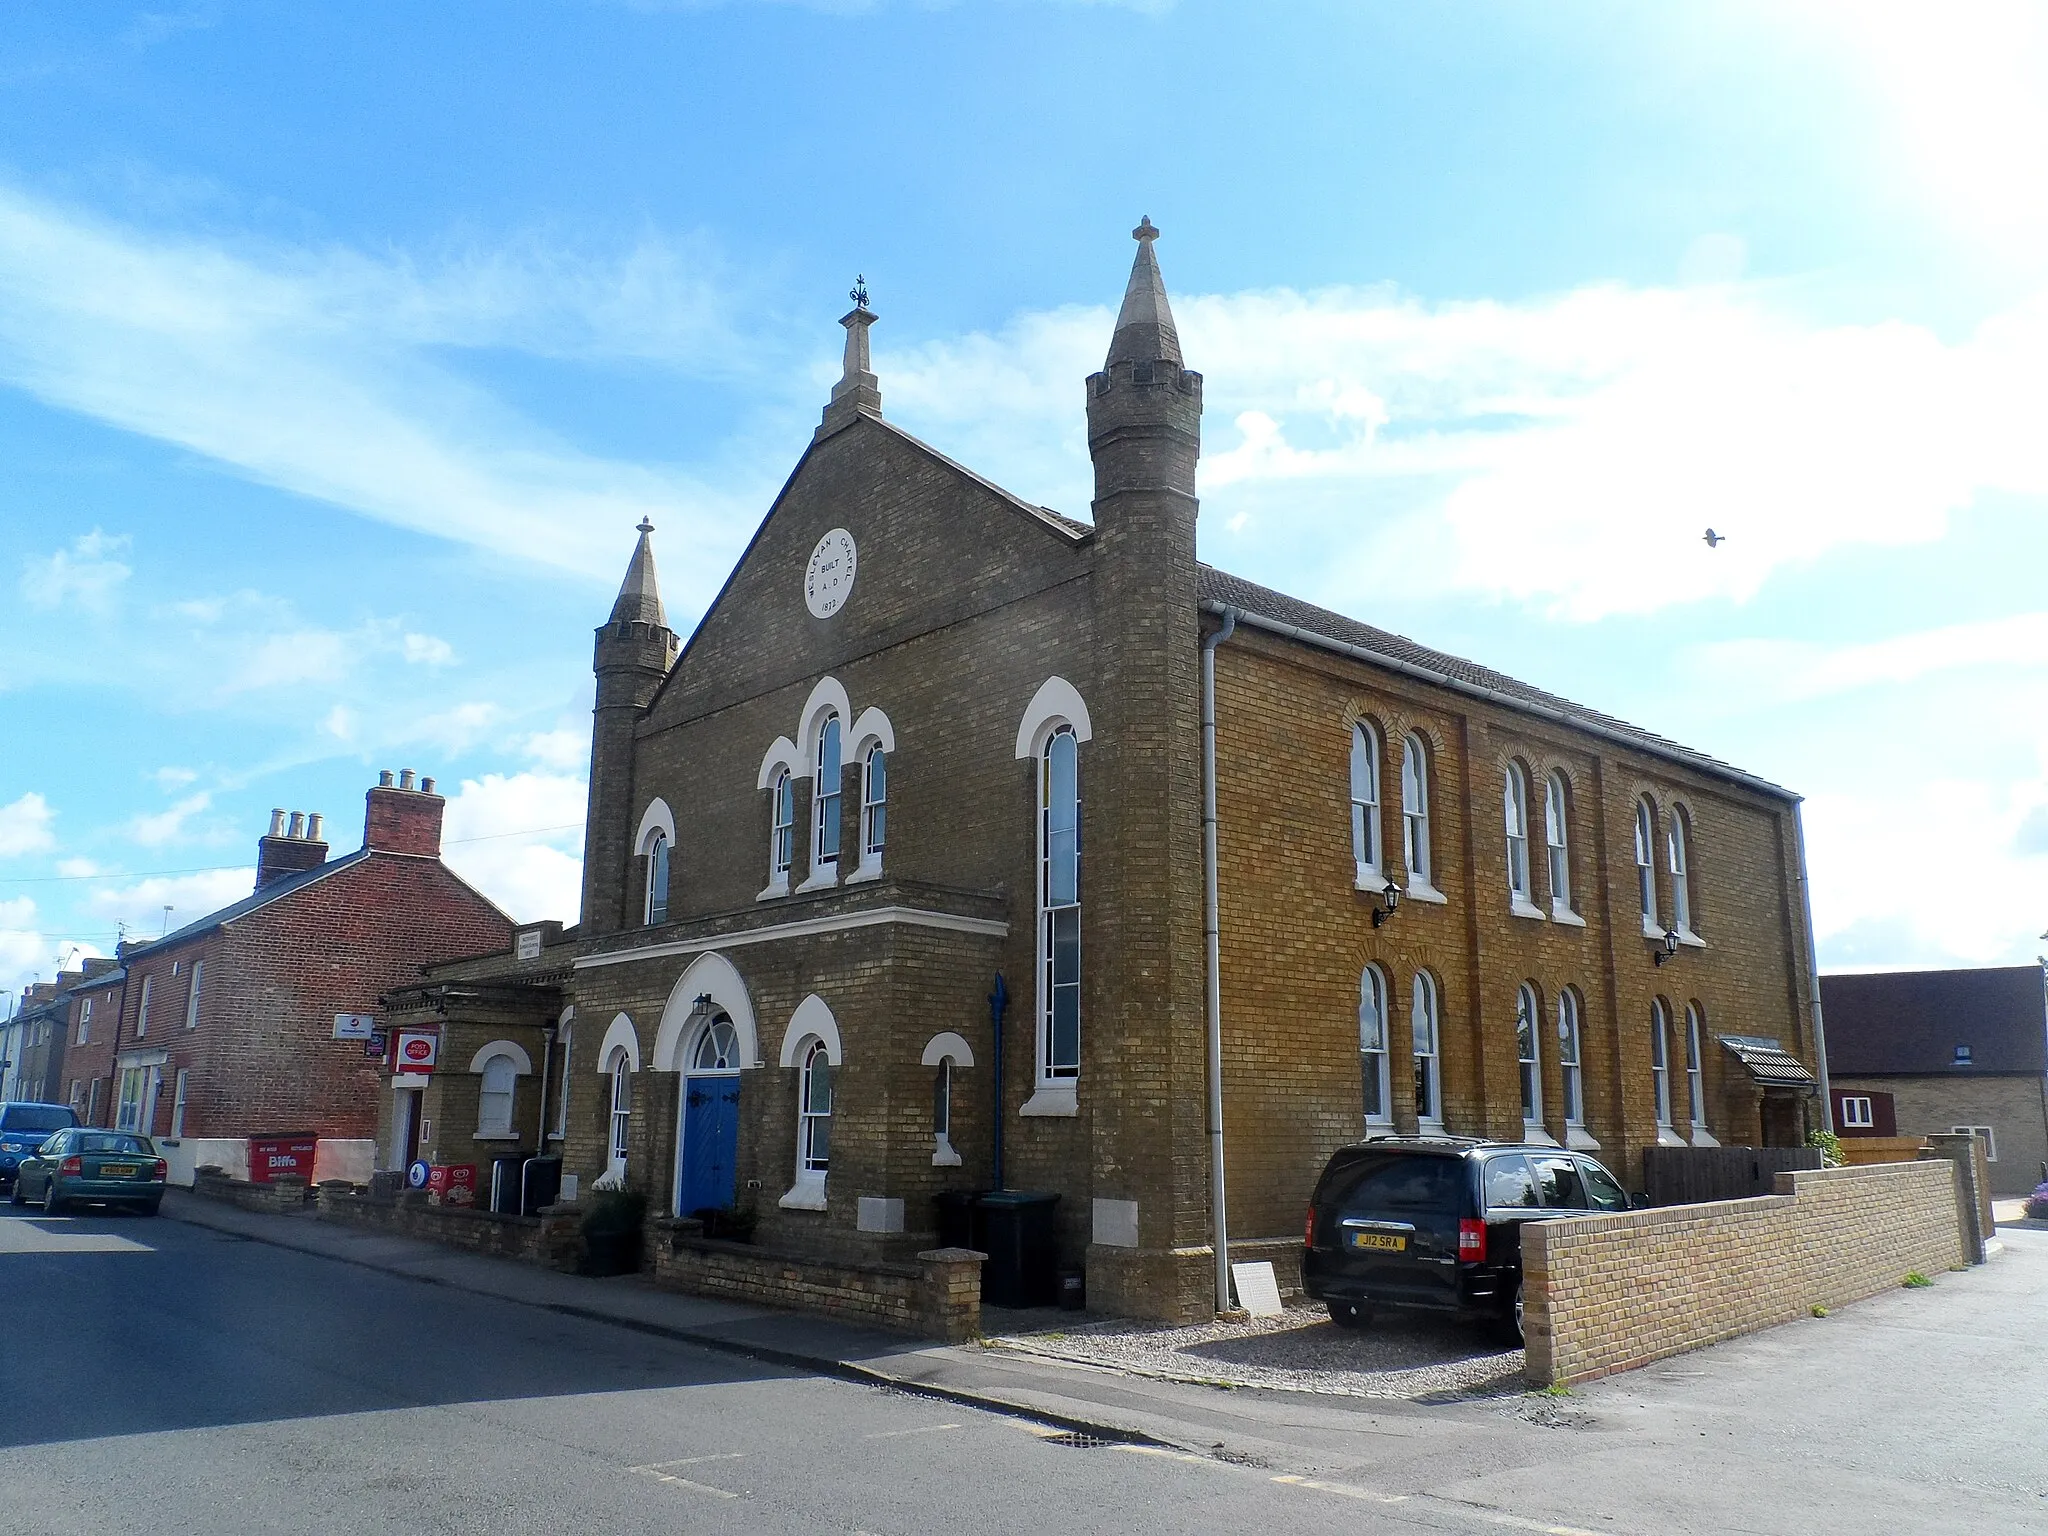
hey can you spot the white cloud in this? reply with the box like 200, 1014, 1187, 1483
1685, 613, 2048, 705
19, 528, 131, 612
439, 771, 586, 925
54, 857, 100, 878
522, 728, 589, 771
402, 632, 456, 666
87, 867, 254, 941
0, 894, 52, 998
129, 791, 211, 848
150, 766, 198, 789
228, 629, 353, 693
0, 792, 56, 856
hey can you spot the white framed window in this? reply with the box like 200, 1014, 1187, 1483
1401, 734, 1433, 890
77, 997, 92, 1046
1668, 811, 1695, 937
68, 1079, 84, 1114
1684, 1003, 1708, 1134
1651, 1000, 1674, 1129
116, 1065, 147, 1132
693, 1015, 740, 1071
1350, 722, 1382, 882
799, 1038, 832, 1173
478, 1053, 518, 1138
933, 1057, 952, 1147
552, 1022, 573, 1140
1516, 983, 1543, 1130
1545, 772, 1573, 916
1558, 989, 1586, 1130
136, 974, 153, 1038
1635, 799, 1659, 936
1954, 1125, 1997, 1162
606, 1046, 633, 1173
1840, 1096, 1875, 1129
1504, 765, 1533, 908
1412, 971, 1442, 1130
644, 831, 670, 926
813, 713, 843, 872
771, 770, 795, 882
170, 1068, 189, 1138
185, 960, 203, 1030
1038, 724, 1082, 1084
1359, 964, 1391, 1126
861, 745, 887, 864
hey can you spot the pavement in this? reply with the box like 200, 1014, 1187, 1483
5, 1189, 2041, 1534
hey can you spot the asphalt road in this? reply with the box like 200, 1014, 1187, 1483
0, 1204, 1511, 1536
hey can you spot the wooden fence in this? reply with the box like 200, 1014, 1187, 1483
1838, 1136, 1927, 1168
1641, 1145, 1824, 1206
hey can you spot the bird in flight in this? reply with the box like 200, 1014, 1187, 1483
1703, 528, 1725, 549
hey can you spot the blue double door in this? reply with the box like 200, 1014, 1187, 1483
677, 1074, 741, 1218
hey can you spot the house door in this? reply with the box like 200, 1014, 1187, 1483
676, 1014, 743, 1218
395, 1088, 423, 1169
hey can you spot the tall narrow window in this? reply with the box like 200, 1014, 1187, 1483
1668, 812, 1694, 936
644, 832, 670, 925
1039, 725, 1082, 1082
1504, 764, 1533, 906
1558, 990, 1585, 1129
813, 714, 843, 872
1684, 1003, 1708, 1133
862, 745, 887, 864
1401, 734, 1432, 888
77, 998, 91, 1046
116, 1067, 145, 1132
933, 1058, 952, 1145
1359, 965, 1391, 1126
799, 1039, 832, 1173
1651, 1000, 1674, 1128
171, 1068, 189, 1138
607, 1048, 632, 1171
553, 1024, 573, 1141
184, 960, 203, 1029
771, 770, 795, 881
1516, 984, 1543, 1129
1635, 800, 1658, 934
1545, 772, 1572, 914
1350, 722, 1381, 880
1412, 971, 1441, 1127
137, 975, 153, 1038
479, 1054, 517, 1137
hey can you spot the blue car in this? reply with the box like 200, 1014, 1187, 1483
0, 1102, 80, 1192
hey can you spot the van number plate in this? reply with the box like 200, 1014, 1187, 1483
1348, 1232, 1405, 1252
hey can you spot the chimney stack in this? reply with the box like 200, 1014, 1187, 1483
254, 805, 330, 890
364, 768, 446, 858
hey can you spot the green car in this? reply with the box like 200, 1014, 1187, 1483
8, 1129, 168, 1215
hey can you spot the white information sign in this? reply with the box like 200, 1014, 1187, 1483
332, 1013, 377, 1040
1230, 1260, 1285, 1318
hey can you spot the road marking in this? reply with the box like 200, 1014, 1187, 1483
862, 1423, 963, 1439
1275, 1476, 1624, 1536
1272, 1474, 1408, 1505
1117, 1444, 1213, 1467
634, 1453, 744, 1469
627, 1466, 740, 1500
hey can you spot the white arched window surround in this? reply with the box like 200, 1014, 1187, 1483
1016, 678, 1090, 1118
847, 706, 894, 883
1651, 999, 1684, 1146
922, 1032, 974, 1168
1349, 719, 1383, 888
778, 995, 841, 1211
1014, 675, 1094, 760
808, 712, 845, 884
1504, 761, 1539, 917
1515, 983, 1555, 1143
1024, 721, 1083, 1116
1684, 1002, 1717, 1146
595, 1012, 641, 1076
1412, 970, 1443, 1132
1545, 771, 1583, 925
796, 679, 854, 892
552, 1007, 574, 1141
636, 799, 676, 927
1359, 964, 1391, 1128
474, 1045, 526, 1139
601, 1045, 634, 1184
1557, 989, 1597, 1149
1668, 804, 1702, 945
652, 952, 761, 1073
1635, 797, 1661, 938
756, 739, 801, 900
1400, 732, 1444, 902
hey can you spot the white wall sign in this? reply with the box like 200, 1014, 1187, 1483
333, 1013, 377, 1040
804, 527, 858, 618
1230, 1260, 1285, 1318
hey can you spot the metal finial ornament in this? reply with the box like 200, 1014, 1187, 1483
1133, 215, 1159, 243
850, 274, 871, 311
636, 517, 655, 535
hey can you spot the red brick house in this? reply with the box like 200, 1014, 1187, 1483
101, 770, 514, 1184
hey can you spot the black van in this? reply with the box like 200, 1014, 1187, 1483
1300, 1137, 1638, 1344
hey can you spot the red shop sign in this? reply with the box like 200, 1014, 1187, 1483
393, 1029, 440, 1074
248, 1134, 317, 1184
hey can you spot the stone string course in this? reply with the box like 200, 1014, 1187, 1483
1522, 1160, 1967, 1387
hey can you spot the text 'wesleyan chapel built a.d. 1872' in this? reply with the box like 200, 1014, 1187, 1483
389, 222, 1826, 1322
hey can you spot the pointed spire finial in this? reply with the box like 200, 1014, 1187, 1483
851, 273, 871, 311
637, 517, 654, 535
823, 275, 883, 432
609, 517, 668, 629
1134, 215, 1159, 243
1106, 214, 1181, 369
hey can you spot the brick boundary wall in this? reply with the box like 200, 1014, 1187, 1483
1523, 1161, 1967, 1387
310, 1183, 580, 1266
648, 1220, 986, 1343
191, 1168, 308, 1216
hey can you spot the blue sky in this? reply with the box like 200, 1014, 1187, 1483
5, 1, 2048, 1002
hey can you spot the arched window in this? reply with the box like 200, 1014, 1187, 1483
1635, 799, 1658, 934
1401, 734, 1432, 888
813, 714, 843, 872
1558, 989, 1585, 1130
771, 770, 795, 882
693, 1015, 740, 1071
1412, 971, 1441, 1128
1359, 965, 1391, 1126
1350, 722, 1382, 881
1504, 764, 1533, 906
1545, 772, 1572, 915
644, 831, 670, 926
1516, 983, 1543, 1129
1685, 1003, 1708, 1134
1039, 724, 1082, 1083
933, 1058, 952, 1148
478, 1053, 518, 1138
606, 1046, 633, 1173
1668, 811, 1694, 936
799, 1039, 832, 1173
1650, 1000, 1673, 1128
552, 1020, 573, 1141
861, 745, 887, 865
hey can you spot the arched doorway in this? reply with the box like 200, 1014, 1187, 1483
676, 1012, 742, 1218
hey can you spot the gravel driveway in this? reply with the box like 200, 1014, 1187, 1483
984, 1304, 1524, 1401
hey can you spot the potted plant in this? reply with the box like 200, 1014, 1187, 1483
579, 1189, 647, 1276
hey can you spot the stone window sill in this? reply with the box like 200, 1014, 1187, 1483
932, 1136, 961, 1168
1677, 926, 1707, 949
1404, 879, 1448, 906
1641, 916, 1665, 940
778, 1170, 828, 1210
1689, 1125, 1720, 1147
844, 860, 883, 885
1565, 1124, 1601, 1150
1020, 1083, 1078, 1118
794, 867, 840, 895
1510, 898, 1546, 922
1550, 904, 1587, 928
1352, 864, 1389, 894
472, 1133, 521, 1142
1417, 1117, 1447, 1137
1655, 1123, 1688, 1148
757, 877, 791, 903
1521, 1122, 1560, 1146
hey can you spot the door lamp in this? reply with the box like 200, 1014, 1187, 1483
1372, 880, 1402, 929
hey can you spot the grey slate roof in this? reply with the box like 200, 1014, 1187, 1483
1721, 1039, 1818, 1089
1821, 966, 2048, 1076
1198, 565, 1790, 799
120, 849, 370, 961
